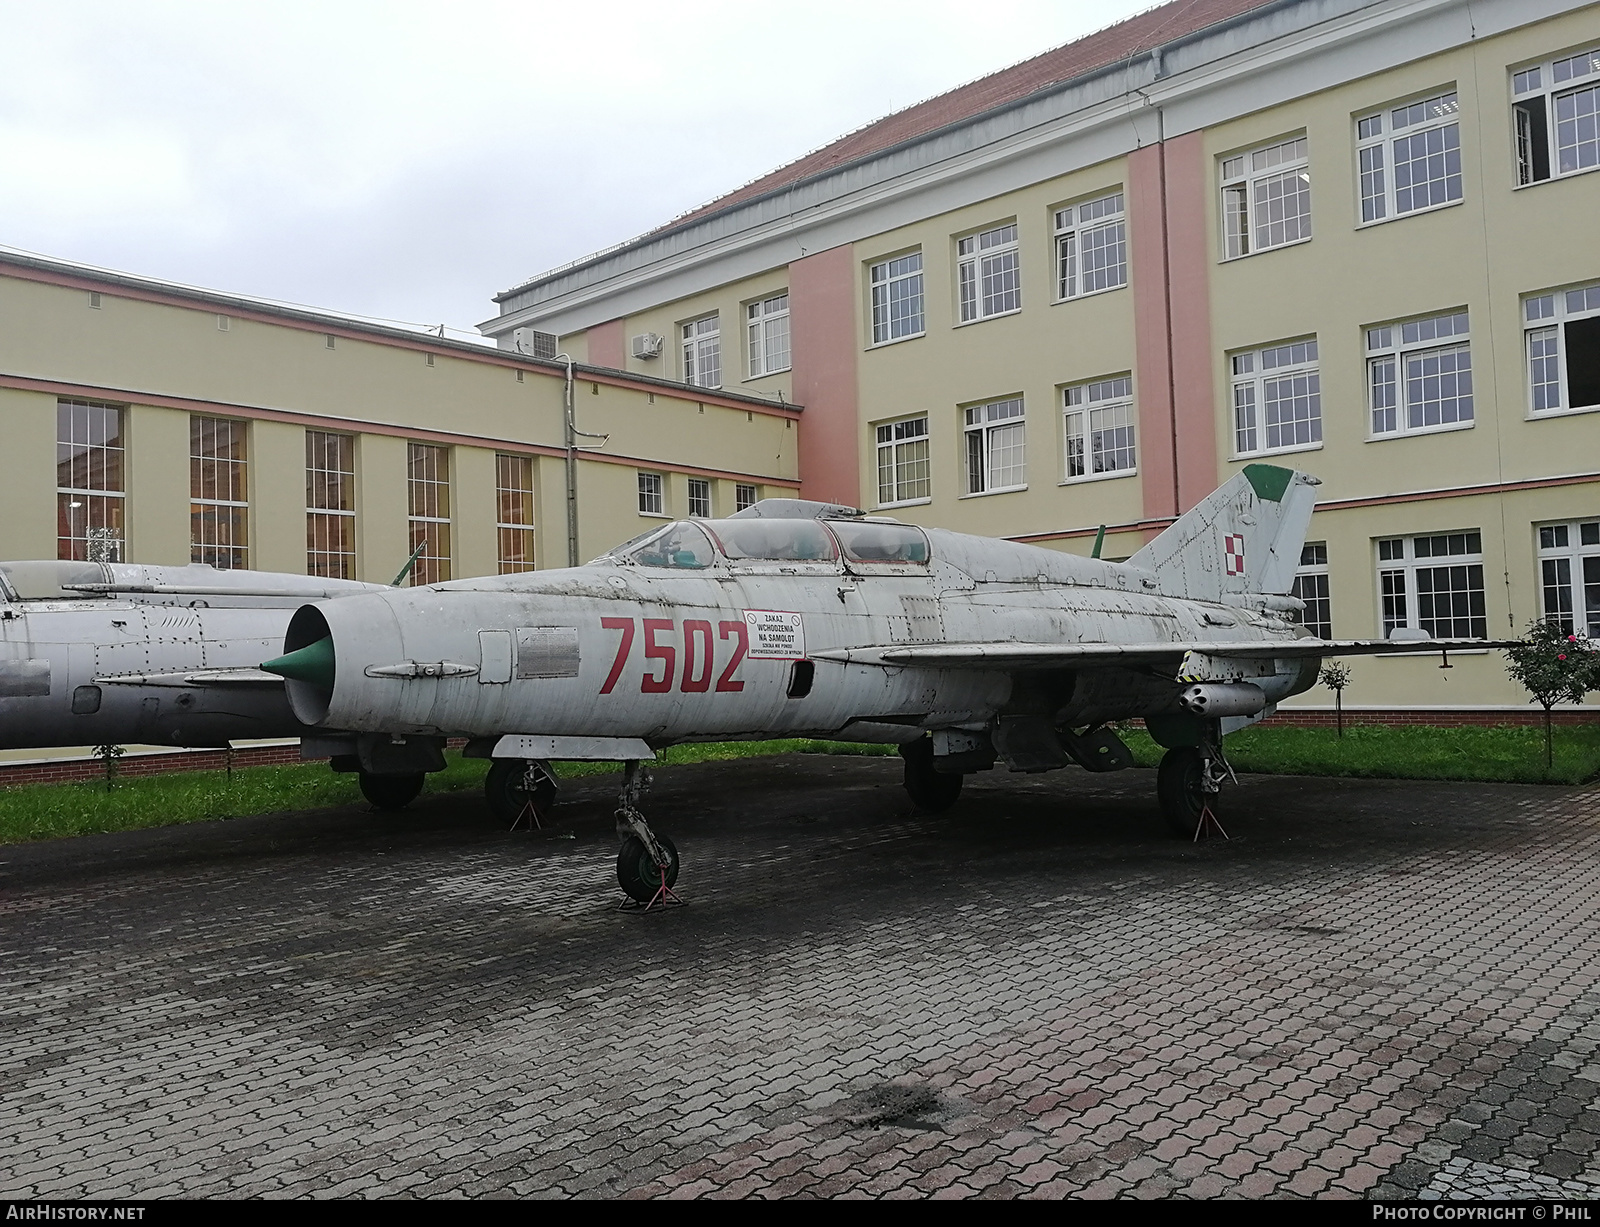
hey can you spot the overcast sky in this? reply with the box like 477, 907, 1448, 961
2, 0, 1155, 337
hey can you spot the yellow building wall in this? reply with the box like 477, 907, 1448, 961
852, 156, 1142, 543
0, 272, 799, 582
0, 388, 59, 560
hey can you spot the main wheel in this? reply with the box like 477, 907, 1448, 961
616, 834, 680, 902
485, 758, 557, 825
359, 771, 425, 811
899, 737, 963, 813
1156, 747, 1207, 837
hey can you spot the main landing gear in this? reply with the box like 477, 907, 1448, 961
613, 760, 682, 908
1156, 721, 1232, 840
899, 737, 963, 813
484, 758, 558, 829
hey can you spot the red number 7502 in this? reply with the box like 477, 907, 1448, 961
599, 617, 746, 695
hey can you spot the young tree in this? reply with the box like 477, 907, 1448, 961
1503, 621, 1600, 769
1320, 661, 1352, 737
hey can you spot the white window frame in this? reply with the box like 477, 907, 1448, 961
874, 416, 931, 508
637, 472, 666, 517
190, 415, 249, 570
961, 396, 1026, 496
1061, 376, 1135, 483
1292, 543, 1332, 640
1219, 137, 1311, 260
1524, 282, 1600, 417
1366, 310, 1474, 439
56, 398, 126, 564
681, 315, 721, 389
956, 223, 1020, 324
734, 483, 758, 513
495, 452, 536, 574
1538, 519, 1600, 637
746, 293, 790, 378
1376, 532, 1487, 640
406, 442, 452, 586
1054, 192, 1126, 299
686, 477, 712, 518
306, 429, 356, 580
1229, 339, 1322, 458
1512, 47, 1600, 187
1355, 91, 1463, 225
869, 251, 925, 345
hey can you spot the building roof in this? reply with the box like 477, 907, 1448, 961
654, 0, 1276, 237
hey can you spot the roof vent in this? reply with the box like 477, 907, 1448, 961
631, 333, 664, 360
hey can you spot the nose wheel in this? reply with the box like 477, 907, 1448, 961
613, 760, 683, 909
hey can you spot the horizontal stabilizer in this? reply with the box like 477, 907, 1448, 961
811, 637, 1517, 672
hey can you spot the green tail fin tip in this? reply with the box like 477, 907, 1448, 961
1242, 463, 1293, 502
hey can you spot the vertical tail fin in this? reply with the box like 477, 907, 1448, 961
1127, 464, 1319, 601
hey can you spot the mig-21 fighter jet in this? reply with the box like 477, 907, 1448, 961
261, 465, 1506, 902
0, 559, 422, 804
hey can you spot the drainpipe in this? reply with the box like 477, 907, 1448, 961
553, 353, 610, 568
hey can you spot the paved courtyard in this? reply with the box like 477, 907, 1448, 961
3, 754, 1600, 1200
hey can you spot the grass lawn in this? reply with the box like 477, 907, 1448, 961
1121, 722, 1600, 787
2, 725, 1594, 847
0, 740, 893, 846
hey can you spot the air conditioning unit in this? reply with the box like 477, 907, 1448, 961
511, 327, 558, 360
631, 332, 664, 360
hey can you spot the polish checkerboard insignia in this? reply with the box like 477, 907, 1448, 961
1223, 533, 1246, 577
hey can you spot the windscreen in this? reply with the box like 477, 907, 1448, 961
707, 519, 838, 562
830, 521, 929, 565
620, 522, 716, 569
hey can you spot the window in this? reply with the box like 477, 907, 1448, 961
956, 223, 1020, 323
496, 453, 535, 574
1539, 520, 1600, 636
1055, 193, 1126, 297
1513, 48, 1600, 185
1525, 283, 1600, 413
1377, 532, 1486, 639
407, 443, 450, 585
746, 294, 790, 377
734, 483, 758, 512
1220, 138, 1310, 259
190, 416, 247, 569
1356, 92, 1462, 223
874, 416, 930, 506
963, 397, 1026, 494
682, 316, 721, 388
1063, 376, 1135, 480
1367, 310, 1473, 436
1230, 340, 1321, 456
638, 472, 665, 516
1292, 543, 1332, 639
56, 400, 124, 563
306, 430, 355, 580
870, 252, 924, 343
687, 478, 711, 518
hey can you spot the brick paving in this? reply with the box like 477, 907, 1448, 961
2, 755, 1599, 1199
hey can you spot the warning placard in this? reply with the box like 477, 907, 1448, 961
743, 609, 805, 660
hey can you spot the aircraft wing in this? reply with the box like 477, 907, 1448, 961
810, 638, 1514, 671
94, 668, 285, 687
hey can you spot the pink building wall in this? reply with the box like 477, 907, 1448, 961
789, 245, 861, 507
587, 318, 626, 369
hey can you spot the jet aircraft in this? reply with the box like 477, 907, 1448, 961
261, 464, 1506, 902
0, 559, 427, 806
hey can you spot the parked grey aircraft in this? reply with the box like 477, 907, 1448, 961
0, 559, 430, 806
261, 463, 1504, 902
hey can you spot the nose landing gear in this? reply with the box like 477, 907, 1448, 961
1156, 721, 1232, 840
614, 760, 683, 909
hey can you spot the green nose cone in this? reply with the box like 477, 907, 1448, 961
261, 636, 336, 689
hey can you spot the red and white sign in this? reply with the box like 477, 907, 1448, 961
1223, 533, 1246, 577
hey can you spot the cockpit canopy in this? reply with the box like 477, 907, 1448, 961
601, 519, 929, 570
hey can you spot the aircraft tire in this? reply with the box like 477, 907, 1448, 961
485, 758, 557, 826
900, 738, 963, 813
616, 834, 680, 902
359, 771, 426, 811
1156, 747, 1206, 837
